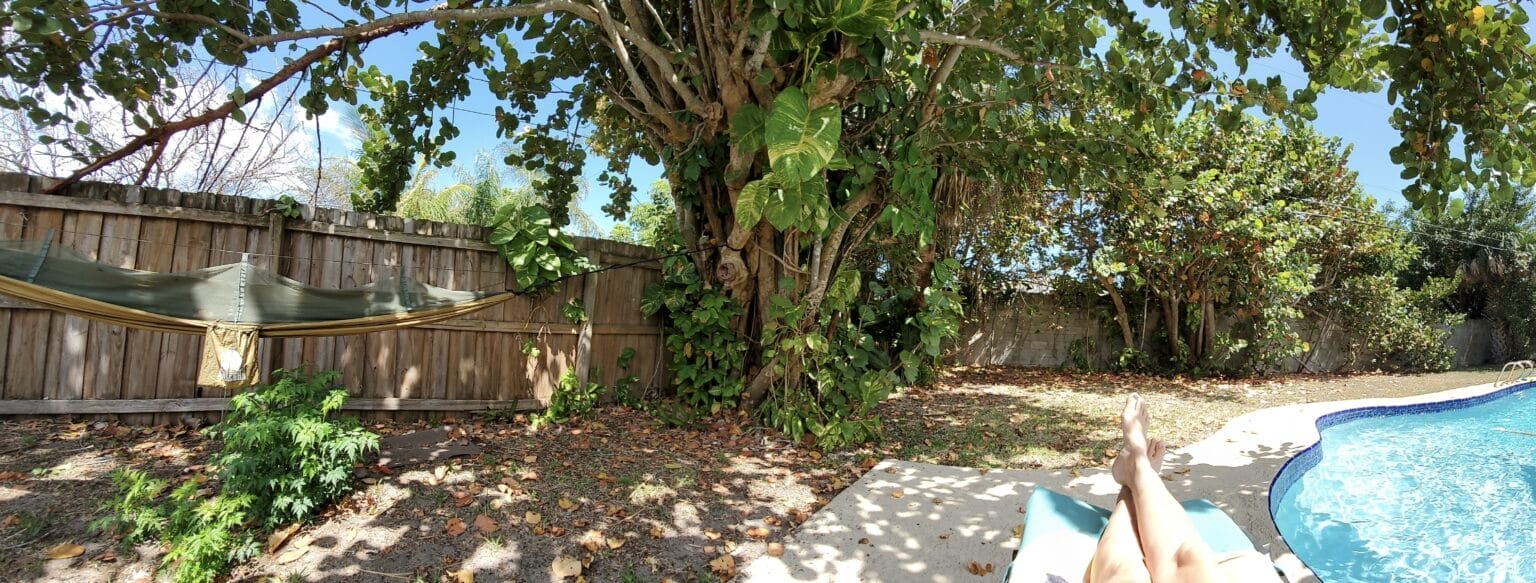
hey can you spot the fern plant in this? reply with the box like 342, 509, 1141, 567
96, 370, 378, 582
208, 368, 379, 526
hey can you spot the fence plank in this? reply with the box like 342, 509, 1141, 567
0, 177, 664, 422
8, 208, 64, 402
123, 189, 177, 424
337, 213, 369, 397
47, 209, 102, 402
0, 189, 266, 227
157, 193, 212, 423
88, 211, 140, 403
575, 253, 602, 390
0, 397, 543, 415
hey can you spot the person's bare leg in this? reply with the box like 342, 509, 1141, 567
1117, 394, 1227, 583
1085, 439, 1166, 583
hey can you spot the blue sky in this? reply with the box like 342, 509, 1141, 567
273, 6, 1526, 235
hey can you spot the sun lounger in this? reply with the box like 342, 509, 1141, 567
1004, 487, 1264, 582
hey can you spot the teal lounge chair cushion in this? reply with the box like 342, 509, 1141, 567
1006, 487, 1258, 582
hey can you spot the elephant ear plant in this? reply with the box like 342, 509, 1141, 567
93, 369, 379, 582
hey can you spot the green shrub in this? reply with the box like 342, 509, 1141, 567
640, 254, 748, 411
541, 368, 603, 424
209, 368, 380, 526
95, 369, 377, 582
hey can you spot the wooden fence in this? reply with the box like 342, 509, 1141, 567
0, 173, 668, 423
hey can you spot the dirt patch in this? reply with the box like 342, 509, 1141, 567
879, 367, 1504, 469
0, 411, 868, 582
0, 367, 1502, 581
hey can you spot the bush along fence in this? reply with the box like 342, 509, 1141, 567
0, 173, 668, 423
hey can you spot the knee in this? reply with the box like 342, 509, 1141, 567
1089, 557, 1151, 583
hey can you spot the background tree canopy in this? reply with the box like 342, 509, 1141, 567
4, 0, 1534, 444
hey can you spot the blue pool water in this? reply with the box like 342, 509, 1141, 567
1271, 384, 1536, 582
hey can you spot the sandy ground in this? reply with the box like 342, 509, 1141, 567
743, 379, 1518, 583
0, 368, 1507, 582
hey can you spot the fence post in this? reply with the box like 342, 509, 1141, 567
574, 252, 602, 390
263, 211, 287, 382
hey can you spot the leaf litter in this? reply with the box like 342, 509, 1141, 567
0, 369, 1498, 581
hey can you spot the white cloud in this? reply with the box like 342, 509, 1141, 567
302, 105, 361, 151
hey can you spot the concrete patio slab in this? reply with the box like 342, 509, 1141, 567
741, 381, 1513, 583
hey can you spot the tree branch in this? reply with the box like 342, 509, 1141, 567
237, 1, 598, 49
918, 30, 1019, 61
924, 23, 981, 116
44, 16, 429, 194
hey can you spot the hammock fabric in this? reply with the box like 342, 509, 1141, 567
0, 238, 516, 388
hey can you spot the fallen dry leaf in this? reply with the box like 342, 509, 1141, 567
0, 471, 25, 481
518, 469, 540, 481
446, 517, 468, 536
558, 497, 579, 511
649, 525, 664, 539
0, 514, 20, 529
746, 527, 770, 539
703, 528, 721, 540
890, 490, 905, 499
550, 555, 583, 579
607, 537, 626, 550
580, 530, 606, 552
452, 491, 475, 508
525, 511, 542, 526
45, 543, 84, 560
966, 561, 995, 576
523, 455, 538, 464
857, 537, 870, 545
474, 514, 499, 535
433, 466, 448, 482
95, 549, 118, 563
266, 523, 302, 554
446, 569, 474, 583
275, 544, 308, 564
1012, 524, 1024, 539
708, 554, 737, 578
766, 542, 786, 557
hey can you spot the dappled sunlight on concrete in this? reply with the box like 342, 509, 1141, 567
747, 381, 1511, 583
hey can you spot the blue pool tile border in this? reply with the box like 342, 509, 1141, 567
1266, 380, 1536, 575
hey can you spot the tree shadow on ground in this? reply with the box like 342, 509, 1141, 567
230, 410, 865, 582
0, 421, 204, 582
944, 366, 1253, 403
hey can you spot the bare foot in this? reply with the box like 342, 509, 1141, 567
1111, 437, 1168, 485
1120, 393, 1151, 458
1148, 438, 1166, 473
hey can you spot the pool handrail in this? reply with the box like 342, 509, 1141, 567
1495, 360, 1534, 386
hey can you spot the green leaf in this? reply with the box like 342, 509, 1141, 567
730, 104, 768, 155
827, 149, 853, 170
809, 0, 899, 37
1361, 0, 1386, 19
766, 87, 842, 183
764, 179, 802, 230
736, 176, 772, 228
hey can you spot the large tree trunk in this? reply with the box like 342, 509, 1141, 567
1101, 277, 1136, 349
1201, 299, 1217, 360
913, 168, 969, 306
1162, 295, 1181, 363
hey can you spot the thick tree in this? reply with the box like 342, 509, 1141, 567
4, 0, 1534, 437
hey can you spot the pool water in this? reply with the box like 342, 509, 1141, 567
1271, 386, 1536, 582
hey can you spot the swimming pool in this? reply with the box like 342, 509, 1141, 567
1270, 382, 1536, 582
